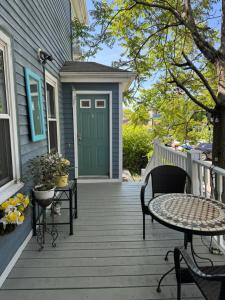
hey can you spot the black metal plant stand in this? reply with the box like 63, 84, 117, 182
35, 198, 58, 251
32, 179, 78, 247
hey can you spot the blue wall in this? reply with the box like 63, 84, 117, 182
0, 0, 72, 276
62, 83, 120, 179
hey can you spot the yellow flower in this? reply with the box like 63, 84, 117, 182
22, 196, 30, 208
16, 193, 25, 200
9, 198, 19, 206
18, 215, 25, 223
6, 212, 18, 222
0, 201, 10, 210
62, 159, 70, 166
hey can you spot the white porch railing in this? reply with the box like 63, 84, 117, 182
145, 141, 225, 250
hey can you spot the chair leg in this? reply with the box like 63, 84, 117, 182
151, 217, 154, 223
143, 214, 145, 240
174, 249, 181, 300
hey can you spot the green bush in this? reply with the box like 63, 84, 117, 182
123, 124, 152, 174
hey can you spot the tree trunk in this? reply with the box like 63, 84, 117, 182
212, 105, 225, 202
212, 105, 225, 168
213, 60, 225, 169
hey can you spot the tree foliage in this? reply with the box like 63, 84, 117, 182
73, 0, 225, 168
123, 124, 152, 174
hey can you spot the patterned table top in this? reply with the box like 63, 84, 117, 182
149, 193, 225, 235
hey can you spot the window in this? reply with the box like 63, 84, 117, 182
25, 68, 46, 141
80, 99, 91, 108
46, 72, 60, 153
0, 31, 20, 192
95, 99, 106, 108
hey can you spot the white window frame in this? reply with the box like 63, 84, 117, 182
0, 31, 22, 203
95, 99, 106, 109
80, 99, 91, 109
45, 71, 61, 154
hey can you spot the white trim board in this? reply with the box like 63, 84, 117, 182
0, 30, 21, 200
73, 90, 113, 180
45, 71, 61, 154
60, 72, 136, 91
0, 231, 32, 288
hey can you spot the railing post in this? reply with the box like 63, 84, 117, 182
186, 150, 201, 195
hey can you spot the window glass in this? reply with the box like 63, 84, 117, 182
30, 79, 42, 136
96, 100, 105, 108
0, 50, 7, 114
0, 119, 13, 187
49, 120, 58, 152
47, 83, 56, 118
80, 99, 91, 108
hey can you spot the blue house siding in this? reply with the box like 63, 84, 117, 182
0, 0, 72, 276
62, 83, 120, 179
0, 0, 72, 167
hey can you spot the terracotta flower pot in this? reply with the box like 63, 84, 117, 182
55, 174, 69, 188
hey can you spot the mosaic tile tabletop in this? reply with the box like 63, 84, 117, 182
149, 193, 225, 234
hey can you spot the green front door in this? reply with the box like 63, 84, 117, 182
77, 94, 109, 176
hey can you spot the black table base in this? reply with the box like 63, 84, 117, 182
156, 232, 214, 293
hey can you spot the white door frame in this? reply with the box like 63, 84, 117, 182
72, 90, 113, 180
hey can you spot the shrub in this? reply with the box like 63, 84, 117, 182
123, 124, 152, 174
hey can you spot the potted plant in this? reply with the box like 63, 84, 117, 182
54, 154, 71, 188
0, 193, 29, 234
28, 153, 58, 200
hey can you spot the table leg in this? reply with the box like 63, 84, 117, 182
165, 250, 174, 261
157, 266, 175, 293
32, 194, 37, 236
190, 237, 214, 267
74, 179, 78, 219
69, 189, 73, 235
157, 232, 192, 293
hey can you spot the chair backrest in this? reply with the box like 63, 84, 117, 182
150, 165, 190, 197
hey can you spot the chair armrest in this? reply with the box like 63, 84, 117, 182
175, 247, 225, 281
140, 172, 151, 209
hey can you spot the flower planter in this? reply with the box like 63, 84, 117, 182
33, 187, 55, 200
55, 174, 69, 188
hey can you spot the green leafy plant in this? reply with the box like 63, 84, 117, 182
27, 153, 58, 191
123, 124, 152, 174
27, 153, 71, 191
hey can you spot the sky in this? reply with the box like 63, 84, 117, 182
85, 0, 123, 66
85, 0, 222, 89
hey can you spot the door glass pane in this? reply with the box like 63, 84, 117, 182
49, 120, 58, 152
96, 100, 105, 108
47, 83, 56, 118
0, 119, 13, 187
0, 50, 7, 114
30, 78, 42, 136
80, 100, 91, 108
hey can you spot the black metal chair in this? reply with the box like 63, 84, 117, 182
140, 165, 191, 240
174, 247, 225, 300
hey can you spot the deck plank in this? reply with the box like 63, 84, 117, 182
1, 182, 217, 299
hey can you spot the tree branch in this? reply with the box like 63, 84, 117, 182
134, 0, 220, 63
168, 70, 213, 112
172, 52, 218, 104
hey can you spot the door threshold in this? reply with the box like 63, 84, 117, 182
78, 178, 121, 183
79, 176, 109, 179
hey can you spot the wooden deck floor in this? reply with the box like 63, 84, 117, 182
1, 182, 224, 299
